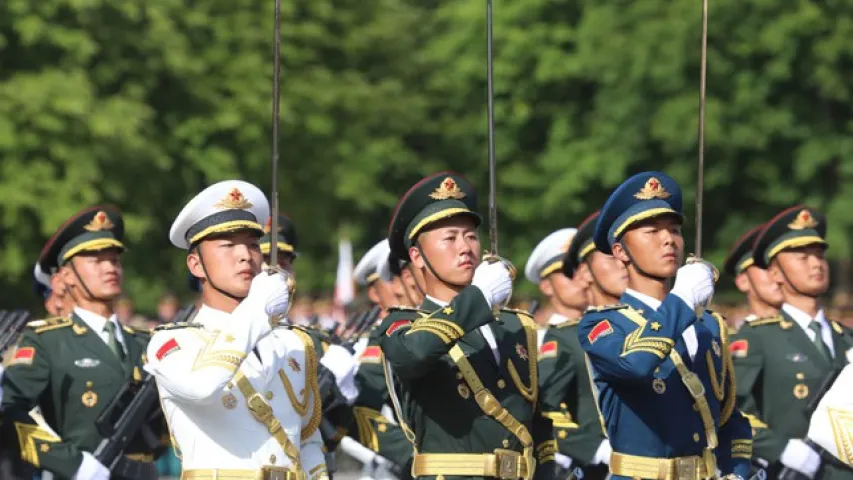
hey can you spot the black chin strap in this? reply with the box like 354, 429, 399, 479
196, 247, 246, 302
775, 261, 811, 298
415, 240, 467, 289
69, 261, 107, 302
620, 243, 669, 283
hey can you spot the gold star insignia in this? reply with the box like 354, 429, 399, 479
650, 322, 662, 331
442, 307, 454, 315
224, 334, 235, 343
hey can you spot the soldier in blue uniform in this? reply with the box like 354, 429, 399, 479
577, 172, 752, 480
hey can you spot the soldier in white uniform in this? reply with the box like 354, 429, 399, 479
144, 180, 327, 480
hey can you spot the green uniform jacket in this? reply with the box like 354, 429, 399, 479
732, 312, 853, 480
538, 318, 605, 465
352, 319, 415, 471
381, 287, 556, 480
1, 314, 162, 479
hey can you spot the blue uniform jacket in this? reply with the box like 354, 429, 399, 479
577, 291, 752, 478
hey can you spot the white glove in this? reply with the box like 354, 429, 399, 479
320, 345, 360, 404
472, 259, 513, 309
671, 262, 715, 310
592, 439, 612, 465
245, 269, 291, 316
554, 453, 573, 469
72, 452, 110, 480
780, 439, 821, 479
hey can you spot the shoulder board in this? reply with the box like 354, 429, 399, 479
122, 325, 152, 336
153, 322, 201, 332
387, 305, 428, 313
556, 318, 581, 328
27, 317, 72, 334
500, 308, 536, 327
748, 316, 784, 328
831, 321, 849, 335
584, 304, 627, 313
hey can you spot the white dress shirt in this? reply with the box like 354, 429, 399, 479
73, 307, 126, 352
781, 303, 834, 357
625, 289, 698, 361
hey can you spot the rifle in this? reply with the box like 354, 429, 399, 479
0, 309, 30, 355
93, 375, 161, 479
778, 367, 847, 480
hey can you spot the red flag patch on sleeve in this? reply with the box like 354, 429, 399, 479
11, 346, 35, 366
539, 341, 558, 359
386, 320, 411, 336
360, 346, 382, 364
729, 339, 748, 358
588, 320, 614, 344
155, 338, 180, 360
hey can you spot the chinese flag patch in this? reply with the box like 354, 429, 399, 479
360, 346, 382, 364
11, 347, 35, 366
588, 320, 614, 344
539, 341, 558, 359
386, 320, 411, 336
155, 338, 180, 360
729, 339, 748, 358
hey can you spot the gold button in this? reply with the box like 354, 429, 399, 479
456, 372, 463, 380
270, 454, 277, 464
378, 424, 388, 433
226, 382, 234, 389
503, 439, 510, 448
693, 433, 700, 442
558, 430, 567, 439
40, 444, 50, 453
559, 402, 567, 409
497, 379, 506, 389
796, 373, 805, 380
86, 381, 94, 388
266, 391, 274, 400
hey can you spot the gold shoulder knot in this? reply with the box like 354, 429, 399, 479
28, 317, 73, 334
153, 322, 201, 332
748, 316, 783, 328
585, 304, 627, 313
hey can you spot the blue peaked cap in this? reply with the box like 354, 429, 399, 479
593, 171, 683, 255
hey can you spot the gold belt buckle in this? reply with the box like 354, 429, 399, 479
248, 393, 273, 422
675, 457, 699, 480
494, 449, 521, 480
680, 373, 706, 399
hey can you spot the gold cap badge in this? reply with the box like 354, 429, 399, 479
215, 188, 253, 210
788, 209, 818, 230
429, 177, 466, 200
83, 211, 114, 232
634, 177, 671, 200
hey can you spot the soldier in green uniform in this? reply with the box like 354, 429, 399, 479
260, 213, 299, 272
569, 211, 628, 309
722, 225, 783, 331
524, 228, 602, 479
1, 205, 160, 479
381, 172, 556, 480
732, 206, 853, 480
346, 239, 416, 478
388, 257, 426, 308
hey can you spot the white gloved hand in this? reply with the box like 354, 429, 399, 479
320, 345, 360, 404
671, 262, 715, 310
245, 269, 291, 316
554, 453, 573, 469
72, 452, 110, 480
592, 439, 612, 465
780, 439, 821, 479
472, 258, 513, 309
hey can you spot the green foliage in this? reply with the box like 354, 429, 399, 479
2, 0, 852, 312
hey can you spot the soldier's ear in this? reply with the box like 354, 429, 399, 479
611, 242, 630, 264
186, 250, 205, 280
734, 272, 751, 294
539, 278, 554, 297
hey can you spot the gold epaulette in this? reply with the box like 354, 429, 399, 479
556, 318, 581, 328
153, 322, 200, 332
27, 317, 72, 334
122, 325, 152, 336
748, 316, 784, 327
585, 304, 627, 313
